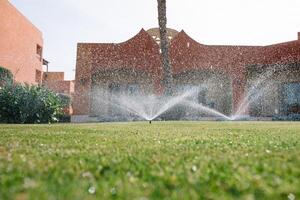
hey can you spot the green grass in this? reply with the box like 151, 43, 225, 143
0, 122, 300, 200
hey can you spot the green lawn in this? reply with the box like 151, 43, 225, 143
0, 122, 300, 200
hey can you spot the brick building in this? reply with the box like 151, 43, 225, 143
73, 28, 300, 122
43, 72, 75, 114
0, 0, 44, 84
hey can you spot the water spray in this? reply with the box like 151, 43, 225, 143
91, 79, 274, 121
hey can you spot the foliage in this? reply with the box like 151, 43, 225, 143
0, 66, 13, 86
0, 83, 65, 123
56, 93, 71, 122
0, 122, 300, 199
57, 93, 71, 107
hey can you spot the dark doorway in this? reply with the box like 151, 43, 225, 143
281, 82, 300, 115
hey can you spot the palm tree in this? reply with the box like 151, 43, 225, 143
157, 0, 173, 95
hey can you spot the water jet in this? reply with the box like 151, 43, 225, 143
86, 69, 295, 122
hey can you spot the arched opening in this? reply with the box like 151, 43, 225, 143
90, 68, 154, 121
171, 69, 233, 119
246, 64, 300, 117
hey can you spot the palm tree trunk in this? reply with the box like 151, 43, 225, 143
157, 0, 173, 95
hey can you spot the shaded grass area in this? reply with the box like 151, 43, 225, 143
0, 122, 300, 200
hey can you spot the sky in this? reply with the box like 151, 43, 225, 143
9, 0, 300, 80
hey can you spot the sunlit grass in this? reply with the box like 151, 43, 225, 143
0, 122, 300, 200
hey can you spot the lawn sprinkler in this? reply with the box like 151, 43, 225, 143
149, 120, 152, 124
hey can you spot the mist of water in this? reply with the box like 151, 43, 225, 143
91, 69, 279, 121
231, 70, 275, 120
109, 87, 200, 121
182, 100, 232, 120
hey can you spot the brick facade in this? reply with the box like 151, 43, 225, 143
43, 72, 75, 114
73, 28, 300, 121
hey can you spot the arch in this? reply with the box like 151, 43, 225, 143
173, 69, 233, 116
90, 68, 155, 119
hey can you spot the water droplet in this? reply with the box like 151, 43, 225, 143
20, 154, 26, 162
23, 178, 38, 189
126, 171, 132, 177
265, 149, 271, 154
191, 165, 197, 172
288, 193, 295, 200
82, 171, 93, 179
111, 187, 117, 195
88, 186, 96, 194
138, 197, 149, 200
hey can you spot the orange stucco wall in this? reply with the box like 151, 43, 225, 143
0, 0, 43, 84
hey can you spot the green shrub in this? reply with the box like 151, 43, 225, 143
0, 83, 65, 124
57, 93, 71, 122
0, 66, 13, 86
57, 93, 71, 107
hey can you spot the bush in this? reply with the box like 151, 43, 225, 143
57, 93, 71, 107
56, 93, 72, 122
0, 66, 13, 86
0, 83, 65, 124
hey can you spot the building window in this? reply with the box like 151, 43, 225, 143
108, 83, 121, 95
198, 89, 207, 105
127, 84, 139, 95
36, 44, 43, 61
35, 69, 42, 84
282, 82, 300, 114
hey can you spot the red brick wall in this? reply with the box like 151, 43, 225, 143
44, 80, 73, 95
0, 0, 43, 84
73, 29, 164, 115
43, 72, 65, 82
44, 80, 74, 115
43, 72, 75, 115
73, 29, 300, 115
